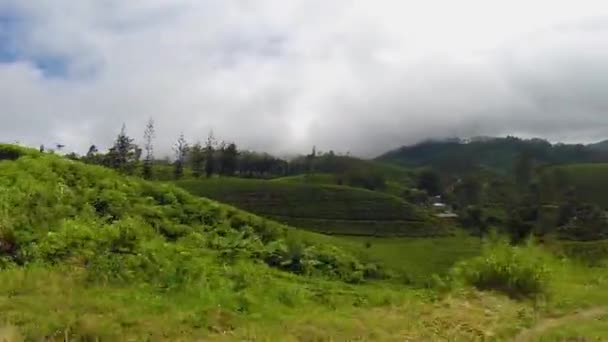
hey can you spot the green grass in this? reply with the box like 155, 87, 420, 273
333, 235, 482, 284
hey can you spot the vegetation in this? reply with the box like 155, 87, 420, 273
540, 163, 608, 207
378, 136, 608, 174
5, 132, 608, 339
449, 237, 551, 298
175, 177, 442, 237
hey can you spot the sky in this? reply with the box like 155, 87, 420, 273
0, 1, 608, 157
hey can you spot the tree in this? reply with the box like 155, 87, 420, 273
220, 142, 238, 176
204, 130, 216, 178
190, 142, 205, 178
142, 118, 155, 179
507, 212, 534, 245
106, 124, 138, 174
514, 152, 532, 188
305, 146, 317, 175
173, 133, 188, 179
461, 205, 487, 238
454, 176, 482, 207
417, 169, 441, 196
83, 144, 101, 164
216, 140, 226, 175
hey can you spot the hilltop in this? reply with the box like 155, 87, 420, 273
377, 136, 608, 174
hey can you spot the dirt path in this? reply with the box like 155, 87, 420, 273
513, 307, 606, 341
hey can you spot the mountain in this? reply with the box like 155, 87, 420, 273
588, 139, 608, 151
377, 136, 608, 174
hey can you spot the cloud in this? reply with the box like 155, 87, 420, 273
0, 0, 608, 157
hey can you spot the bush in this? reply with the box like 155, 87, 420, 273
449, 237, 551, 298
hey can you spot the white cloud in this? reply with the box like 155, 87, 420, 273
0, 0, 608, 156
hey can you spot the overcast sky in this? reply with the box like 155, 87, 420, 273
0, 1, 607, 157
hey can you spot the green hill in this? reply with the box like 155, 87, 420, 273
378, 136, 607, 174
588, 139, 608, 152
175, 177, 445, 237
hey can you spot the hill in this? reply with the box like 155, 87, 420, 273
3, 145, 608, 339
175, 177, 445, 237
588, 139, 608, 152
377, 136, 608, 174
0, 144, 404, 339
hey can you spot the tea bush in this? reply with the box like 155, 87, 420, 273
449, 237, 551, 298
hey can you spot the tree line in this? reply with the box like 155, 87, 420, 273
64, 120, 295, 180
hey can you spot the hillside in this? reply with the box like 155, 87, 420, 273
175, 177, 445, 237
0, 145, 402, 339
377, 136, 608, 174
539, 163, 608, 208
588, 140, 608, 152
273, 172, 408, 197
3, 145, 608, 339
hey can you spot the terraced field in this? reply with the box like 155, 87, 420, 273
175, 177, 444, 237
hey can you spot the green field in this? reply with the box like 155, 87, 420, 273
334, 235, 482, 284
175, 177, 441, 237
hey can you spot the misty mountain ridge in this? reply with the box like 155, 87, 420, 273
377, 135, 608, 173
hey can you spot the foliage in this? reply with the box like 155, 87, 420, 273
105, 124, 140, 174
449, 237, 551, 298
189, 142, 206, 178
218, 142, 238, 176
0, 146, 373, 285
417, 168, 442, 196
378, 136, 603, 174
173, 133, 188, 179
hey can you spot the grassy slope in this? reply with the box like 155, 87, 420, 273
175, 177, 445, 237
334, 234, 482, 284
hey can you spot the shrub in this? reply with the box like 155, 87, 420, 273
449, 237, 551, 298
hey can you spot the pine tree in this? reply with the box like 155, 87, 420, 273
106, 124, 138, 174
142, 118, 155, 179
